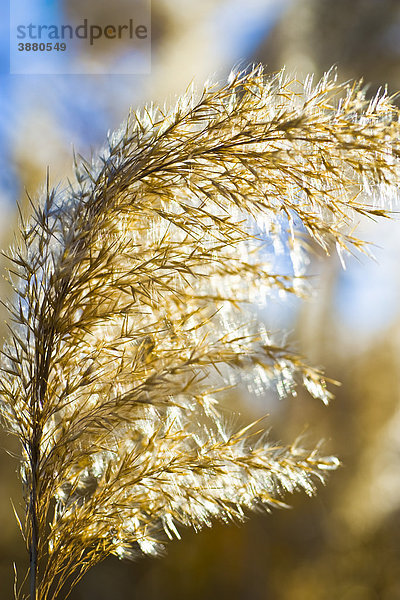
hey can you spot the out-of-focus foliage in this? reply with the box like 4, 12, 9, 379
256, 0, 400, 90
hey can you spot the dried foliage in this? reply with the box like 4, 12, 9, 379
1, 66, 399, 600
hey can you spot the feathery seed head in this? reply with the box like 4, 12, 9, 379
1, 66, 399, 600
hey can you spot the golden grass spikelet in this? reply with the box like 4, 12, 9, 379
1, 65, 399, 599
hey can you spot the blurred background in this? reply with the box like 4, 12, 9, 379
2, 1, 400, 598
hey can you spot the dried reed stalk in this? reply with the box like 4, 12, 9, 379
1, 66, 399, 600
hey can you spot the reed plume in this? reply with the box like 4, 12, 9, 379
1, 66, 399, 600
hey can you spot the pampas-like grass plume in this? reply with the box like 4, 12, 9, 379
1, 66, 399, 599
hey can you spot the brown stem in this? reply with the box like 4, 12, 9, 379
29, 440, 40, 600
